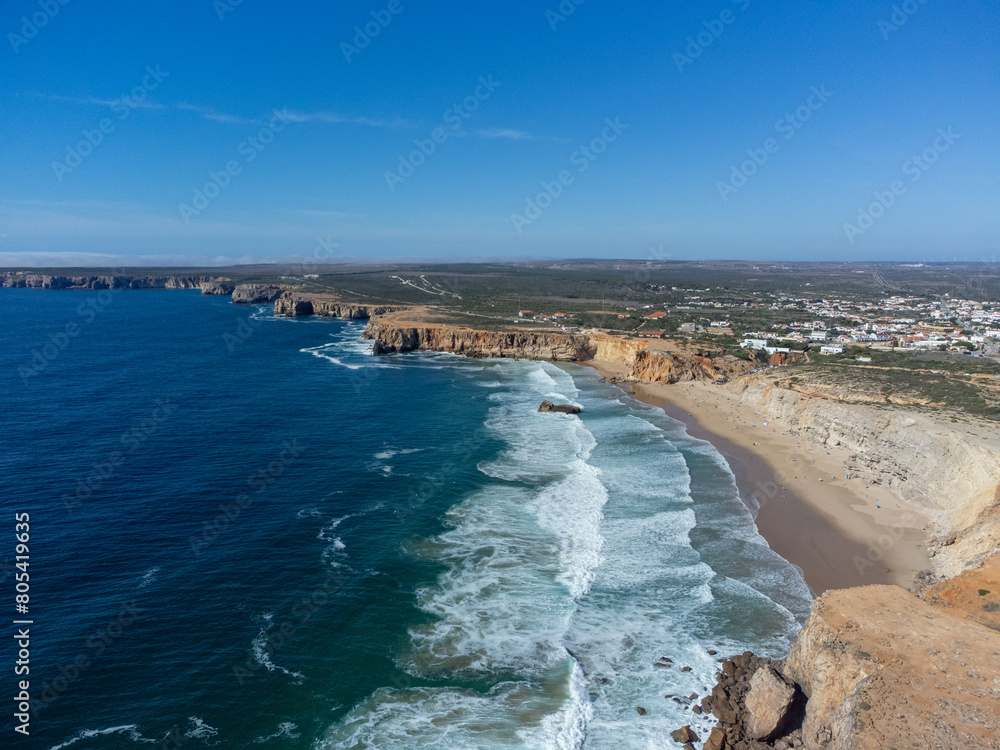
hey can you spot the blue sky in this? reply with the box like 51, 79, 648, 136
1, 0, 998, 266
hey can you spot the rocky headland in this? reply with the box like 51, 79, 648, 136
2, 271, 226, 290
273, 292, 407, 319
200, 280, 235, 295
231, 284, 285, 304
361, 309, 754, 384
704, 560, 1000, 749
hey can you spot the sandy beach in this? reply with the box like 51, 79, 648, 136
584, 361, 931, 594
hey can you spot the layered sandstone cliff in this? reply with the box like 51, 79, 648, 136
363, 316, 598, 361
728, 375, 1000, 577
361, 313, 753, 383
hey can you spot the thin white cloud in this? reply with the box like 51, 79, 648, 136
29, 93, 406, 129
30, 92, 166, 111
279, 110, 411, 129
174, 102, 262, 126
477, 128, 535, 140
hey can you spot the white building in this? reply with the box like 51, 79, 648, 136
820, 345, 845, 355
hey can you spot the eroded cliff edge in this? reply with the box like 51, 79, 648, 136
704, 562, 1000, 750
2, 272, 226, 289
361, 310, 753, 384
274, 292, 409, 320
725, 372, 1000, 580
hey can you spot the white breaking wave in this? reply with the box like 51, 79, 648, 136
299, 325, 402, 370
318, 679, 589, 750
322, 358, 811, 749
546, 658, 596, 750
317, 512, 357, 569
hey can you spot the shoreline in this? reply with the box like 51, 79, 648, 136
582, 361, 930, 594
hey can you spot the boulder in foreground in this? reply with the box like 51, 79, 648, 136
707, 582, 1000, 749
745, 665, 796, 740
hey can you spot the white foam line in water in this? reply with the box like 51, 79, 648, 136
546, 657, 595, 750
138, 566, 160, 588
373, 448, 424, 460
184, 717, 219, 742
299, 338, 403, 370
253, 722, 300, 744
300, 345, 365, 370
49, 725, 159, 750
251, 613, 305, 683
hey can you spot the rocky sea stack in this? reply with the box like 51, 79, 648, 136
538, 400, 581, 414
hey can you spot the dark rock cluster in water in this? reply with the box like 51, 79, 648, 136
538, 400, 581, 414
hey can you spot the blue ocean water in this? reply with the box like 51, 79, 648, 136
0, 289, 812, 749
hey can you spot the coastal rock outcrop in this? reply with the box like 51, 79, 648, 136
2, 272, 221, 290
707, 582, 1000, 750
364, 317, 598, 361
273, 293, 406, 319
630, 349, 729, 385
231, 284, 284, 304
787, 584, 1000, 749
201, 281, 235, 295
538, 400, 581, 414
745, 666, 797, 740
362, 313, 754, 384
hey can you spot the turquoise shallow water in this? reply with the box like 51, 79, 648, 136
0, 289, 811, 749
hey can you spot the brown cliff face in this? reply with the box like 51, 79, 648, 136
361, 313, 755, 383
631, 349, 723, 384
785, 584, 1000, 750
706, 577, 1000, 750
269, 296, 749, 383
769, 352, 805, 366
363, 317, 597, 361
